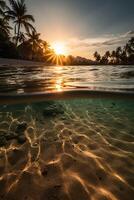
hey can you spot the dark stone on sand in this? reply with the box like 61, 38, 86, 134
112, 102, 116, 106
17, 135, 27, 144
73, 139, 79, 144
0, 136, 7, 147
6, 132, 17, 140
99, 176, 102, 180
0, 130, 6, 137
43, 103, 64, 118
110, 102, 116, 108
15, 122, 27, 133
128, 130, 134, 135
119, 187, 123, 191
54, 185, 62, 189
60, 116, 67, 120
0, 194, 5, 199
42, 168, 48, 176
43, 108, 57, 117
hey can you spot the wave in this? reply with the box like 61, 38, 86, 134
0, 89, 134, 105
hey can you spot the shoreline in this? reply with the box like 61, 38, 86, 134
0, 58, 134, 67
0, 58, 47, 67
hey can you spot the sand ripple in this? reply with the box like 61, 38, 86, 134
0, 99, 134, 200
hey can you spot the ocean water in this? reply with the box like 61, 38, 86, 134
0, 65, 134, 200
0, 65, 134, 94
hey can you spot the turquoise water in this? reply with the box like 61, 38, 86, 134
0, 98, 134, 200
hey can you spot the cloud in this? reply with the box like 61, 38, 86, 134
66, 31, 134, 50
125, 30, 134, 36
65, 31, 134, 58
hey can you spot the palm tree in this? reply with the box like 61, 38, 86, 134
125, 37, 134, 55
104, 51, 110, 64
105, 51, 110, 58
111, 50, 116, 64
93, 51, 101, 63
125, 37, 134, 64
0, 0, 6, 7
13, 31, 26, 43
125, 43, 131, 57
0, 18, 12, 36
120, 50, 127, 64
41, 41, 50, 53
6, 0, 35, 46
27, 30, 42, 59
115, 47, 122, 64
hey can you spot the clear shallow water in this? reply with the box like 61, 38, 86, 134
0, 98, 134, 200
0, 65, 134, 94
0, 64, 134, 199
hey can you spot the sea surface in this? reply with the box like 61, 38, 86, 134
0, 64, 134, 200
0, 65, 134, 94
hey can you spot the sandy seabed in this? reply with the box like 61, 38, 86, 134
0, 99, 134, 200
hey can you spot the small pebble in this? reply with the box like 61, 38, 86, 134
17, 135, 27, 144
16, 122, 27, 133
42, 168, 48, 176
54, 185, 61, 189
0, 136, 7, 147
99, 176, 102, 180
6, 132, 17, 140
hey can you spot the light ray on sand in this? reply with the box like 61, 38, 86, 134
0, 99, 134, 199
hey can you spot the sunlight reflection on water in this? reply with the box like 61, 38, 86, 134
0, 65, 134, 94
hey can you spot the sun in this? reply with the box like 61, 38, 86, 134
52, 42, 66, 55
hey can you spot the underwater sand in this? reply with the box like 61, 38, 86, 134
0, 98, 134, 200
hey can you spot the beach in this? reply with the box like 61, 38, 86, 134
0, 99, 134, 200
0, 58, 46, 67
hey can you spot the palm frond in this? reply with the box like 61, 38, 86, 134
0, 17, 12, 35
6, 0, 35, 46
22, 14, 35, 22
8, 0, 18, 10
0, 0, 6, 9
24, 22, 35, 33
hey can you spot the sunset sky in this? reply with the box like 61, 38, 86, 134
9, 0, 134, 58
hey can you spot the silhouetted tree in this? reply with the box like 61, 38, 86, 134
13, 31, 26, 43
6, 0, 35, 46
94, 51, 101, 63
126, 37, 134, 64
120, 50, 127, 64
93, 38, 134, 65
115, 47, 122, 64
26, 30, 42, 60
41, 41, 50, 53
0, 18, 12, 36
110, 50, 116, 64
104, 51, 110, 64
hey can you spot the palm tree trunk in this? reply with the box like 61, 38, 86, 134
31, 43, 34, 60
16, 22, 20, 46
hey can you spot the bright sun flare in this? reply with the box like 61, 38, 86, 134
52, 42, 66, 55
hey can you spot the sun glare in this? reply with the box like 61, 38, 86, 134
52, 42, 66, 55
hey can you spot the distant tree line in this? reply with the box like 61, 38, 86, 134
93, 37, 134, 65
